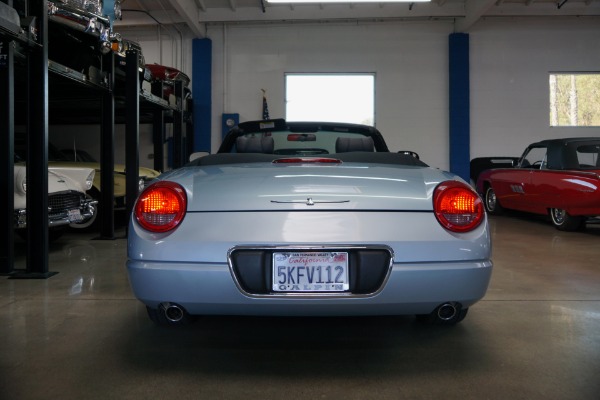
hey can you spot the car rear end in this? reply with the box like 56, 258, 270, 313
127, 159, 492, 325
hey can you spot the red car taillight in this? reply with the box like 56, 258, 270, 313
134, 181, 187, 233
433, 181, 484, 233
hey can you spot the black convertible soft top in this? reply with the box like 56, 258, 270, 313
187, 152, 428, 168
526, 137, 600, 170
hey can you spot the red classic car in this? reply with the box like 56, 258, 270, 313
146, 63, 191, 101
476, 137, 600, 231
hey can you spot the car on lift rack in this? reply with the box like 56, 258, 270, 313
13, 153, 97, 241
476, 137, 600, 231
0, 1, 21, 37
145, 63, 191, 104
45, 0, 118, 83
127, 119, 493, 327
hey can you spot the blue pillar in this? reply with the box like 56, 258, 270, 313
449, 33, 470, 182
192, 38, 212, 152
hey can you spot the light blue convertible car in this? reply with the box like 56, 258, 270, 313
127, 120, 492, 326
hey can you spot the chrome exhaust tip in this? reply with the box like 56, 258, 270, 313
159, 302, 185, 323
437, 302, 458, 321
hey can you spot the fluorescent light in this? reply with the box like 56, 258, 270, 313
267, 0, 430, 3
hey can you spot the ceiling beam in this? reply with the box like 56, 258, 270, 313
195, 0, 207, 12
454, 0, 497, 32
166, 0, 205, 37
197, 3, 464, 23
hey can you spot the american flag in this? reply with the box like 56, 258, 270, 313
262, 90, 270, 120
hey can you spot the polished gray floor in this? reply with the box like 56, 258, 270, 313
1, 214, 599, 400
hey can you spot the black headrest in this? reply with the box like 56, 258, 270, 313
335, 137, 374, 153
236, 136, 275, 154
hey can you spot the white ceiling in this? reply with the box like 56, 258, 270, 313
116, 0, 600, 37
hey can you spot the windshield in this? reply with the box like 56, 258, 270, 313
14, 139, 70, 162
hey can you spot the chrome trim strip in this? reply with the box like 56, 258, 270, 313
227, 244, 394, 299
271, 198, 350, 206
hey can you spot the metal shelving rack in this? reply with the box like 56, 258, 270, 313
1, 0, 191, 277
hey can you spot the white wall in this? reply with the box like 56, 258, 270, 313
208, 21, 454, 169
207, 18, 600, 169
470, 18, 600, 159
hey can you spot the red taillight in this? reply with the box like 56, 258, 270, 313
433, 181, 484, 233
134, 181, 187, 233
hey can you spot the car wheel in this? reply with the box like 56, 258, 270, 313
416, 304, 468, 325
549, 208, 584, 231
484, 186, 504, 215
146, 305, 194, 326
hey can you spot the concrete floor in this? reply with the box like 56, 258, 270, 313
1, 214, 599, 400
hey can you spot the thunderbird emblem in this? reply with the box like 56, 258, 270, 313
271, 198, 350, 206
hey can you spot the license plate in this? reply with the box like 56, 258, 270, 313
67, 209, 83, 222
272, 252, 349, 292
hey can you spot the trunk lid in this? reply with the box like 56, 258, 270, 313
167, 161, 456, 212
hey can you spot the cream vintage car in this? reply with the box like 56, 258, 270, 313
15, 140, 160, 230
53, 145, 160, 230
14, 154, 97, 241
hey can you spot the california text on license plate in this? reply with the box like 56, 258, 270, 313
272, 252, 349, 292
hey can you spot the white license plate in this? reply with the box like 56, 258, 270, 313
272, 252, 349, 292
67, 209, 83, 222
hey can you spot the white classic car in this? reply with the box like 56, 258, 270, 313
14, 155, 97, 241
56, 145, 160, 230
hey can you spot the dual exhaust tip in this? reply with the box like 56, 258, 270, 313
158, 301, 460, 324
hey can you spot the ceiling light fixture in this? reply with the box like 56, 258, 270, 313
267, 0, 430, 3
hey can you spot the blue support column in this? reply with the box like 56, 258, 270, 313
192, 38, 212, 152
449, 33, 470, 182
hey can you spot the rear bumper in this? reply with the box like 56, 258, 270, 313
126, 259, 493, 317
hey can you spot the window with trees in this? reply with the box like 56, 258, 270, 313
549, 73, 600, 127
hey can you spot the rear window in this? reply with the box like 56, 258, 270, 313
576, 143, 600, 169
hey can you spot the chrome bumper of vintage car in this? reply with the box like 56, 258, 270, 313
48, 2, 112, 52
126, 258, 493, 317
14, 191, 98, 228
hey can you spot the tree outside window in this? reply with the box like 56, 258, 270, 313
550, 73, 600, 127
